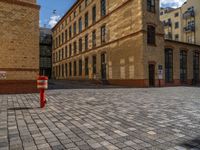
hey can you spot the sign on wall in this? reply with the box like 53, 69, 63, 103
0, 71, 6, 79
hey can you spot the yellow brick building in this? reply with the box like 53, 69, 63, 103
0, 0, 40, 93
52, 0, 200, 87
160, 0, 200, 45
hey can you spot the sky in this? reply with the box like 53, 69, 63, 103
38, 0, 187, 29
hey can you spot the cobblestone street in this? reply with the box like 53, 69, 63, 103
1, 87, 200, 150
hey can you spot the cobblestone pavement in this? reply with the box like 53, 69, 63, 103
1, 87, 200, 150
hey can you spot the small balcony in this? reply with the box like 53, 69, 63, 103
163, 21, 172, 27
184, 25, 195, 32
183, 10, 195, 19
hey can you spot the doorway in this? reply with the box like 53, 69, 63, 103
101, 53, 107, 80
149, 64, 155, 87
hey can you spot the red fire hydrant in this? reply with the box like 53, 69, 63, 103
37, 76, 48, 108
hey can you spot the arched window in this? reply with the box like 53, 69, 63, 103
165, 48, 173, 83
193, 52, 199, 83
180, 50, 187, 83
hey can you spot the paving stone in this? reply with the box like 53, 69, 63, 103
1, 87, 200, 149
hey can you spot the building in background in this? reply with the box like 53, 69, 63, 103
40, 28, 52, 78
0, 0, 40, 93
52, 0, 200, 87
160, 0, 200, 44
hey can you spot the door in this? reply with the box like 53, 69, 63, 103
149, 64, 155, 87
101, 53, 107, 80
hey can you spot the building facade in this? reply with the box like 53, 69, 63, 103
0, 0, 40, 93
40, 28, 52, 78
160, 0, 200, 45
52, 0, 200, 87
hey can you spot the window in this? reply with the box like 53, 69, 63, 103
85, 34, 88, 50
73, 22, 77, 36
61, 32, 64, 44
56, 37, 58, 48
69, 26, 72, 39
62, 48, 64, 60
59, 35, 61, 45
74, 61, 77, 76
79, 59, 82, 76
65, 63, 68, 77
79, 38, 82, 52
175, 34, 179, 41
147, 0, 155, 13
92, 55, 97, 74
175, 12, 179, 17
79, 5, 82, 13
59, 50, 61, 61
147, 25, 156, 45
193, 52, 199, 83
59, 65, 62, 77
101, 0, 106, 17
101, 25, 106, 44
92, 5, 96, 23
69, 44, 72, 56
74, 41, 77, 54
65, 29, 68, 42
85, 57, 89, 76
180, 50, 187, 83
92, 30, 96, 47
165, 48, 173, 83
79, 17, 82, 33
65, 46, 68, 58
74, 11, 76, 18
62, 64, 65, 77
85, 0, 88, 7
85, 12, 89, 28
69, 62, 72, 76
175, 22, 179, 29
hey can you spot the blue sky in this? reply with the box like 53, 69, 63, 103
38, 0, 76, 28
38, 0, 186, 28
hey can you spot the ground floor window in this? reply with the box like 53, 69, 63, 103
85, 57, 89, 76
62, 64, 64, 77
92, 55, 96, 74
165, 48, 173, 83
65, 63, 68, 77
69, 62, 72, 76
193, 52, 199, 83
74, 61, 77, 76
79, 59, 82, 76
180, 50, 187, 83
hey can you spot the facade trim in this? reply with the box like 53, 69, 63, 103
0, 0, 40, 9
0, 68, 39, 72
53, 0, 133, 31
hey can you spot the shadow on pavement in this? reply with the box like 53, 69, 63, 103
48, 80, 125, 90
180, 137, 200, 149
8, 107, 40, 111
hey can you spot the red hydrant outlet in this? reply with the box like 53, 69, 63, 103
37, 76, 48, 108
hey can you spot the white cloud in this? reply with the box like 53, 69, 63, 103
48, 15, 61, 28
160, 0, 187, 8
